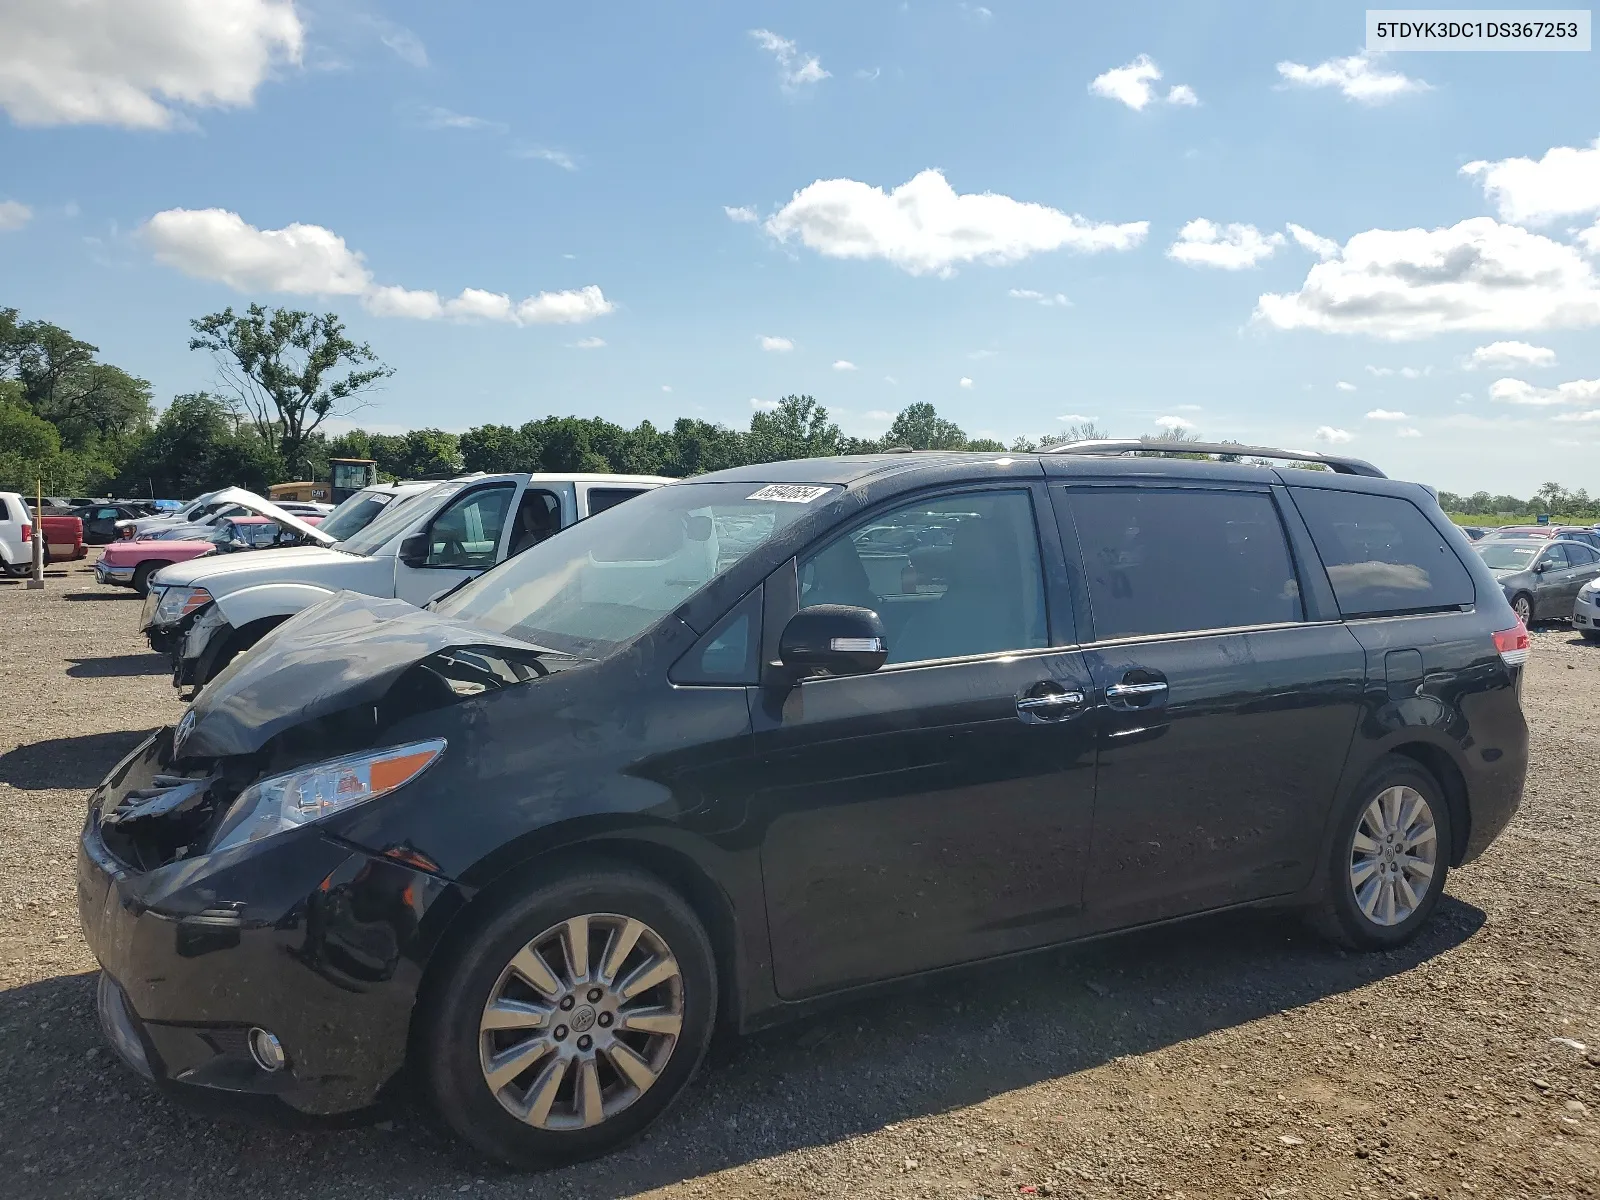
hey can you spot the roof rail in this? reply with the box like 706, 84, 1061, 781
1042, 438, 1386, 478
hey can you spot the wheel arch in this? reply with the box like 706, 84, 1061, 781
410, 828, 747, 1049
1386, 741, 1471, 866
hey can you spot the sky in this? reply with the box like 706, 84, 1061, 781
2, 1, 1599, 496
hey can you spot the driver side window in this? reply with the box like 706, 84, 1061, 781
423, 486, 514, 569
797, 489, 1048, 665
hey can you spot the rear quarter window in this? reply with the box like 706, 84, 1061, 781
1291, 488, 1475, 617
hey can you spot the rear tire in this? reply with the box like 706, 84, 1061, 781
422, 863, 717, 1169
1309, 755, 1452, 951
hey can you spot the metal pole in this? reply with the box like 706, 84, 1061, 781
27, 476, 44, 589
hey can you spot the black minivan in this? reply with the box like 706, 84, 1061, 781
78, 444, 1529, 1166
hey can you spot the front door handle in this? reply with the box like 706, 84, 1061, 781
1016, 687, 1085, 722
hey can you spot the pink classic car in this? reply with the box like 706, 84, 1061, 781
95, 515, 321, 595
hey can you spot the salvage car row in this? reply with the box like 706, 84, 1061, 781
79, 441, 1532, 1169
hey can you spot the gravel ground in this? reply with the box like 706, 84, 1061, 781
1, 559, 1597, 1200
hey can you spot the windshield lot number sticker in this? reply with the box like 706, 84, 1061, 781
748, 484, 831, 504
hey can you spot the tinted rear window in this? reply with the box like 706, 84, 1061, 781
1068, 487, 1302, 638
1291, 488, 1475, 617
587, 487, 648, 515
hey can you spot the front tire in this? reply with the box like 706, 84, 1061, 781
1310, 755, 1452, 950
422, 863, 717, 1169
132, 561, 169, 596
1511, 592, 1533, 626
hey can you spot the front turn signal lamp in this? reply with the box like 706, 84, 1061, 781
210, 739, 446, 853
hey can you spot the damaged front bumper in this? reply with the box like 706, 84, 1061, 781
77, 729, 464, 1114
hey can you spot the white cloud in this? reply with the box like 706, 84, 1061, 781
1461, 138, 1600, 225
0, 200, 31, 231
1468, 341, 1556, 369
144, 208, 372, 294
832, 359, 857, 371
1167, 219, 1284, 269
1367, 365, 1429, 379
1154, 415, 1195, 429
1008, 288, 1071, 306
1489, 376, 1600, 407
723, 205, 759, 224
1581, 220, 1600, 254
1255, 218, 1600, 339
372, 20, 428, 68
1397, 427, 1423, 437
418, 106, 503, 133
1276, 54, 1428, 105
863, 409, 894, 421
749, 29, 828, 90
760, 335, 794, 352
0, 0, 304, 129
1365, 408, 1408, 420
1088, 55, 1197, 111
661, 385, 672, 393
960, 3, 994, 20
750, 397, 778, 411
144, 208, 615, 325
855, 67, 881, 82
765, 168, 1146, 277
1314, 425, 1355, 444
364, 285, 442, 319
1336, 381, 1357, 391
1552, 409, 1600, 422
959, 377, 974, 389
1175, 404, 1203, 411
1286, 223, 1340, 260
968, 349, 998, 360
573, 336, 606, 349
515, 146, 577, 171
1058, 413, 1097, 423
883, 376, 898, 385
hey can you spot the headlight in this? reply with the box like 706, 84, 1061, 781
211, 738, 445, 853
153, 585, 213, 625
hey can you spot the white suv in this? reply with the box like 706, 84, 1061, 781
143, 472, 671, 688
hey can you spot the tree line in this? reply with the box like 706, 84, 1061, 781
3, 302, 1594, 519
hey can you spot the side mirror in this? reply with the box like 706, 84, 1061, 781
1533, 561, 1547, 574
399, 533, 430, 567
779, 604, 888, 678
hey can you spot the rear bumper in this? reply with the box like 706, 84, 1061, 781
78, 733, 460, 1113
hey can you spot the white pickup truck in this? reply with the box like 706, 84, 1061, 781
142, 471, 671, 688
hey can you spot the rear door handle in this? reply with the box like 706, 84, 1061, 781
1105, 680, 1167, 710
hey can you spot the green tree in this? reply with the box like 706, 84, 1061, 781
0, 308, 153, 454
746, 395, 841, 463
460, 423, 535, 473
111, 393, 278, 498
883, 402, 967, 450
659, 418, 749, 476
189, 305, 394, 470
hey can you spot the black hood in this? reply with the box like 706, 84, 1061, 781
181, 592, 576, 759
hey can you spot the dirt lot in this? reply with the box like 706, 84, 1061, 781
1, 558, 1597, 1200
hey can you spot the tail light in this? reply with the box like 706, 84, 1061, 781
1493, 621, 1530, 667
20, 523, 30, 542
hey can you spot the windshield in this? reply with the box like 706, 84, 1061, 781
1476, 542, 1539, 570
318, 489, 403, 542
339, 481, 462, 555
435, 481, 838, 657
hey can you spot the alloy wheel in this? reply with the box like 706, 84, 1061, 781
478, 913, 684, 1131
1349, 785, 1438, 927
1513, 595, 1532, 625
